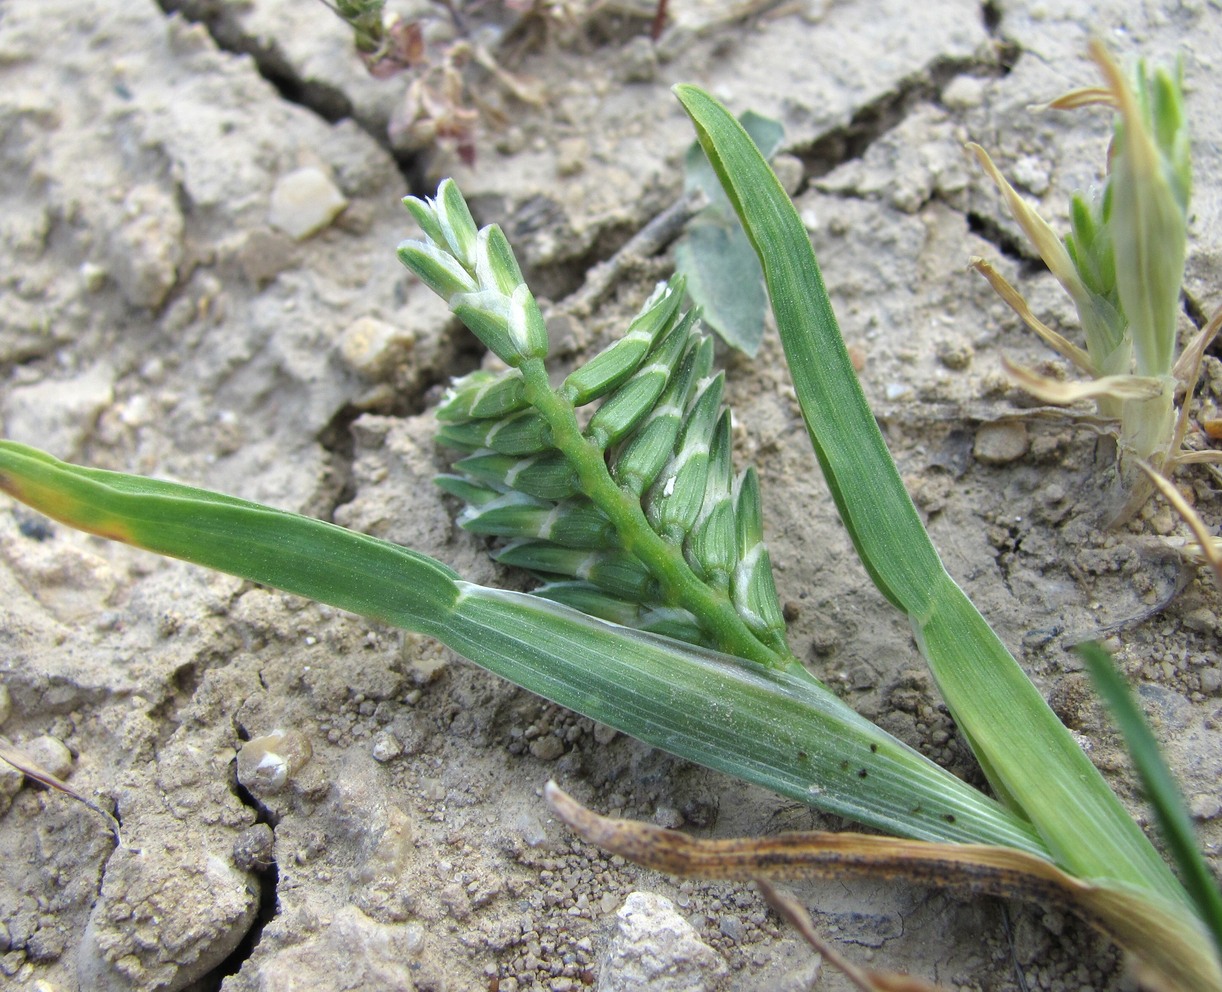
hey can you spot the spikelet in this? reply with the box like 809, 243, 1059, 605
535, 581, 709, 647
436, 410, 553, 456
731, 468, 788, 652
398, 180, 548, 366
614, 336, 711, 496
437, 369, 527, 421
563, 278, 686, 405
454, 452, 579, 501
646, 377, 724, 544
460, 494, 615, 548
686, 412, 736, 591
586, 311, 696, 449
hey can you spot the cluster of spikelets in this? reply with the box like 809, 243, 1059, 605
396, 180, 789, 656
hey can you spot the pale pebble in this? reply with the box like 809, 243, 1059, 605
25, 734, 74, 779
974, 421, 1029, 465
598, 892, 727, 992
268, 167, 348, 240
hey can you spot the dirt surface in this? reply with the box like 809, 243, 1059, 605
1, 1, 1220, 990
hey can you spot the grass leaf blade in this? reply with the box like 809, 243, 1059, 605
672, 84, 1189, 908
0, 440, 1048, 854
1080, 642, 1222, 954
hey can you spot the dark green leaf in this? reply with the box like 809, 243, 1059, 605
1080, 642, 1222, 953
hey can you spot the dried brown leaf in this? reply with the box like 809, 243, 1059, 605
1002, 357, 1164, 404
969, 257, 1095, 373
1175, 449, 1222, 464
545, 782, 1221, 992
1046, 86, 1117, 111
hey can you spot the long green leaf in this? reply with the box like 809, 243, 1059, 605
1081, 642, 1222, 954
673, 84, 1188, 908
0, 440, 1046, 853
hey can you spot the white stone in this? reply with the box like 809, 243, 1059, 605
339, 316, 414, 379
598, 892, 728, 992
942, 74, 986, 109
108, 184, 184, 309
371, 732, 403, 763
24, 735, 74, 779
268, 167, 347, 240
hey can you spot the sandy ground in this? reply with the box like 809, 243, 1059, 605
1, 0, 1220, 989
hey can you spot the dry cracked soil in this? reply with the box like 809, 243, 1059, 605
1, 0, 1220, 990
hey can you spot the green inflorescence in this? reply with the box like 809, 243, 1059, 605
399, 182, 790, 665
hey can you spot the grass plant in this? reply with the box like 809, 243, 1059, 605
0, 82, 1217, 989
969, 41, 1220, 519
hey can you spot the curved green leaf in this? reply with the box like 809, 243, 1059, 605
0, 440, 1046, 853
672, 84, 1189, 909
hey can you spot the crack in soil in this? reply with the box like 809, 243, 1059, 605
1184, 289, 1213, 333
966, 207, 1046, 271
192, 730, 284, 990
156, 0, 428, 189
793, 50, 1014, 187
159, 1, 354, 123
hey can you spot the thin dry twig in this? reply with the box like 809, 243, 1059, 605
0, 739, 120, 841
560, 190, 705, 317
757, 879, 949, 992
1138, 461, 1222, 590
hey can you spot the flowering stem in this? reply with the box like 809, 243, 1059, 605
517, 357, 807, 678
